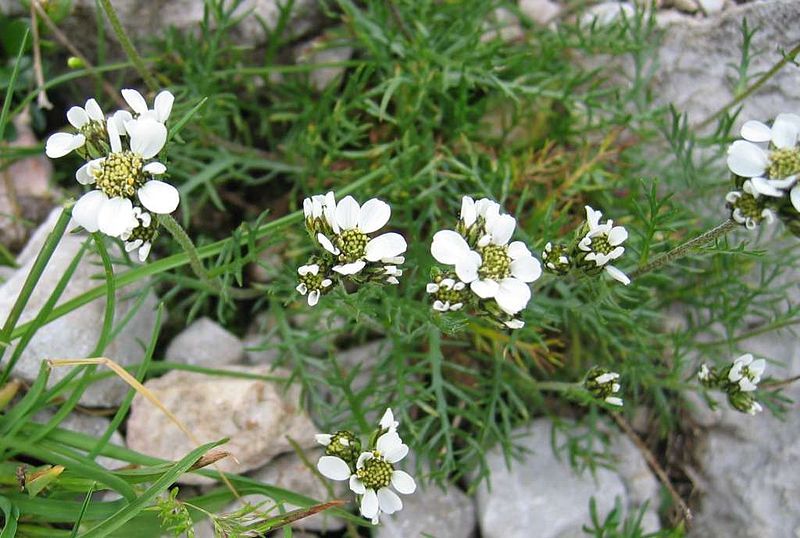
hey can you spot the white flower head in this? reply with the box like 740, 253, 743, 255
577, 206, 630, 285
727, 353, 766, 392
725, 189, 775, 230
45, 98, 106, 158
310, 194, 407, 277
120, 206, 155, 262
427, 276, 468, 313
296, 263, 333, 306
585, 367, 623, 407
542, 241, 571, 275
431, 196, 541, 317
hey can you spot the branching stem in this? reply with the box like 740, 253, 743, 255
97, 0, 159, 91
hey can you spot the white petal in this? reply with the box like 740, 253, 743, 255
377, 487, 402, 514
380, 408, 398, 430
138, 180, 180, 214
315, 434, 332, 446
495, 278, 531, 315
431, 230, 471, 265
143, 162, 167, 175
727, 140, 767, 177
333, 260, 367, 275
138, 242, 151, 262
358, 199, 391, 233
740, 120, 771, 143
356, 452, 372, 469
383, 443, 409, 464
45, 132, 85, 158
335, 195, 360, 230
488, 214, 516, 245
316, 233, 338, 254
75, 158, 102, 185
607, 226, 628, 246
97, 197, 134, 237
455, 250, 481, 283
154, 90, 175, 123
360, 489, 379, 520
433, 300, 448, 311
391, 470, 416, 494
121, 88, 148, 115
365, 233, 407, 261
605, 265, 631, 285
460, 196, 477, 227
507, 241, 531, 260
308, 290, 320, 306
376, 430, 402, 454
504, 319, 524, 329
84, 98, 103, 121
585, 206, 602, 229
426, 283, 439, 293
470, 279, 500, 299
110, 110, 133, 135
750, 358, 766, 377
72, 190, 108, 232
771, 115, 800, 149
350, 475, 366, 494
749, 177, 782, 197
107, 119, 122, 153
296, 283, 308, 294
605, 397, 624, 407
125, 239, 142, 252
510, 256, 542, 283
66, 106, 89, 129
739, 378, 757, 392
792, 186, 800, 213
317, 456, 351, 481
127, 118, 167, 159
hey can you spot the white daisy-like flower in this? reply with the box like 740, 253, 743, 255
426, 278, 467, 312
728, 353, 766, 392
317, 429, 416, 525
121, 89, 175, 123
296, 264, 333, 306
725, 188, 775, 230
120, 206, 155, 262
45, 98, 105, 158
577, 206, 630, 285
316, 195, 407, 276
72, 117, 179, 237
431, 197, 542, 316
727, 114, 800, 179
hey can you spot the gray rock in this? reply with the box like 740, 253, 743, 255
654, 0, 800, 128
519, 0, 562, 25
0, 209, 160, 407
376, 480, 476, 538
475, 419, 660, 538
125, 365, 318, 485
689, 329, 800, 538
165, 316, 244, 367
34, 410, 126, 470
696, 0, 725, 14
0, 0, 321, 50
293, 32, 354, 92
243, 313, 281, 365
580, 2, 636, 26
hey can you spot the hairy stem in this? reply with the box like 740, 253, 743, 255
97, 0, 159, 91
159, 214, 260, 300
631, 219, 737, 279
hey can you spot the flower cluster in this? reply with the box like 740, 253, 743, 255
429, 196, 542, 329
542, 206, 630, 285
297, 193, 407, 306
46, 89, 181, 261
584, 366, 623, 407
316, 409, 416, 524
697, 353, 766, 415
726, 113, 800, 233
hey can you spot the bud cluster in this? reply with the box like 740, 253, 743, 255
696, 353, 766, 415
583, 366, 623, 407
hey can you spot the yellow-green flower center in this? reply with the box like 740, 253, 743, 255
325, 430, 361, 463
478, 244, 511, 280
768, 148, 800, 179
590, 235, 613, 255
94, 151, 144, 198
79, 120, 106, 142
336, 229, 368, 262
127, 217, 157, 243
732, 192, 764, 221
299, 268, 326, 292
356, 454, 393, 490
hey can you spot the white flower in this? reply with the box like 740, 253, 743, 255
728, 353, 766, 392
586, 368, 623, 406
727, 114, 800, 178
318, 429, 416, 525
577, 206, 630, 285
120, 206, 155, 262
45, 98, 105, 158
315, 195, 407, 276
431, 197, 541, 316
426, 278, 467, 312
121, 89, 175, 123
745, 400, 763, 415
296, 264, 333, 306
72, 117, 179, 237
725, 189, 775, 230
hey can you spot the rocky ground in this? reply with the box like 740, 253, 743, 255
1, 1, 799, 537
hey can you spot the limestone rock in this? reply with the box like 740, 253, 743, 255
125, 366, 317, 484
519, 0, 562, 25
0, 209, 160, 407
475, 419, 660, 538
293, 32, 354, 92
165, 316, 244, 367
376, 479, 476, 538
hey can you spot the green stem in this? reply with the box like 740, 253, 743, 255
159, 214, 260, 300
698, 42, 800, 130
631, 219, 737, 280
97, 0, 159, 91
